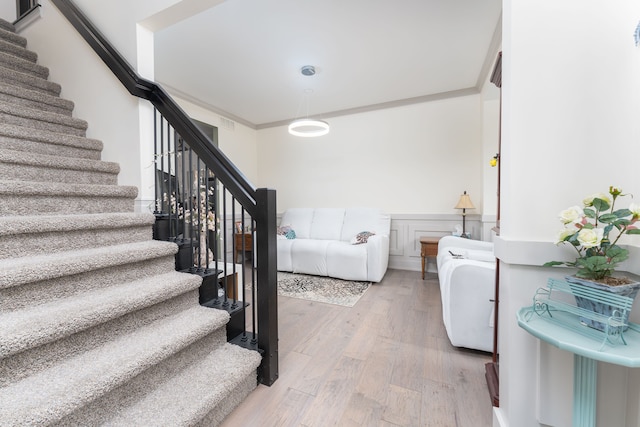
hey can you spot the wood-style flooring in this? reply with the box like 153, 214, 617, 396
221, 269, 493, 427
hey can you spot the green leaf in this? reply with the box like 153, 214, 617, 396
543, 261, 566, 267
593, 198, 610, 211
584, 208, 596, 218
627, 229, 640, 235
613, 208, 632, 218
605, 245, 629, 263
599, 213, 618, 223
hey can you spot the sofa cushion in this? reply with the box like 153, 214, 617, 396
280, 208, 314, 239
277, 239, 295, 271
340, 208, 388, 242
291, 239, 331, 276
326, 241, 368, 281
309, 208, 345, 240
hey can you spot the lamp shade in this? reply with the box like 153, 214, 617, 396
454, 191, 475, 210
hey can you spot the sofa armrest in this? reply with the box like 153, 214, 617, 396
365, 234, 389, 282
438, 235, 494, 253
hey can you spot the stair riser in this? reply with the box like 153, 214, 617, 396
55, 329, 229, 426
0, 195, 134, 216
0, 255, 176, 311
0, 289, 204, 388
0, 90, 73, 116
0, 162, 118, 185
0, 39, 37, 63
197, 373, 258, 427
0, 225, 152, 260
0, 65, 61, 96
0, 111, 86, 137
0, 51, 48, 79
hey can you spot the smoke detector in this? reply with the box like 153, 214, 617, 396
300, 65, 316, 76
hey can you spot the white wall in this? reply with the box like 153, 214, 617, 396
170, 95, 259, 187
257, 94, 485, 215
496, 1, 640, 426
1, 1, 15, 22
16, 0, 227, 211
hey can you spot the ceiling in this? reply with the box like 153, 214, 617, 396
154, 0, 502, 130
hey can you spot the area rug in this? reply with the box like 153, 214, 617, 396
277, 272, 371, 307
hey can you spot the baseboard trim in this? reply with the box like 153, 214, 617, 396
485, 362, 499, 407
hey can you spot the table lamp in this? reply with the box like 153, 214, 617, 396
454, 191, 475, 238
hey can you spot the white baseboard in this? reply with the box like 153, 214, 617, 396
493, 407, 508, 427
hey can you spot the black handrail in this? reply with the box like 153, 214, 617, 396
49, 0, 257, 215
48, 0, 279, 385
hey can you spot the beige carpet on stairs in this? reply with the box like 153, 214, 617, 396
0, 16, 260, 426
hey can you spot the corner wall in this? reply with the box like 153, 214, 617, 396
497, 1, 640, 426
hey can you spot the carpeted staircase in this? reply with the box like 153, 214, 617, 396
0, 18, 261, 426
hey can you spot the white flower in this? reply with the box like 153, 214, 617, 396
629, 202, 640, 218
577, 228, 604, 248
559, 206, 584, 225
555, 228, 575, 244
583, 193, 611, 207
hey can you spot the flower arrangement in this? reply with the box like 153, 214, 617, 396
544, 186, 640, 284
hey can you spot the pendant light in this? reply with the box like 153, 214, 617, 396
288, 66, 330, 137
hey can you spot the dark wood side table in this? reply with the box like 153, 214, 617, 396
234, 232, 252, 263
420, 236, 441, 280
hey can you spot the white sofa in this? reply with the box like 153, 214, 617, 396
277, 208, 390, 282
437, 235, 496, 352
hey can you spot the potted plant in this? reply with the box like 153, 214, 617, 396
544, 186, 640, 330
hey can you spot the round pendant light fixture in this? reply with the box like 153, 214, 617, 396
288, 65, 330, 137
288, 118, 330, 137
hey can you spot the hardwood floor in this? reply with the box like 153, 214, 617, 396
221, 269, 493, 427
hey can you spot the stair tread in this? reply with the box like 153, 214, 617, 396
0, 212, 155, 236
0, 305, 231, 426
0, 270, 203, 358
0, 240, 178, 290
0, 38, 37, 62
0, 100, 87, 131
0, 179, 137, 197
0, 147, 119, 174
0, 25, 24, 47
0, 123, 102, 152
104, 343, 261, 426
0, 50, 48, 78
0, 64, 60, 95
0, 19, 18, 36
0, 80, 74, 112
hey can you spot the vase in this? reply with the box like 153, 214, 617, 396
565, 275, 640, 332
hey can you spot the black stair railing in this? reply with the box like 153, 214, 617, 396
48, 0, 278, 386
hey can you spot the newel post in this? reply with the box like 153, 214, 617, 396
255, 188, 278, 385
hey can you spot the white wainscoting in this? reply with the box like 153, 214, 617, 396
388, 213, 496, 273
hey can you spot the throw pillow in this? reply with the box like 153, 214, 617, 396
351, 231, 375, 245
277, 225, 296, 240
